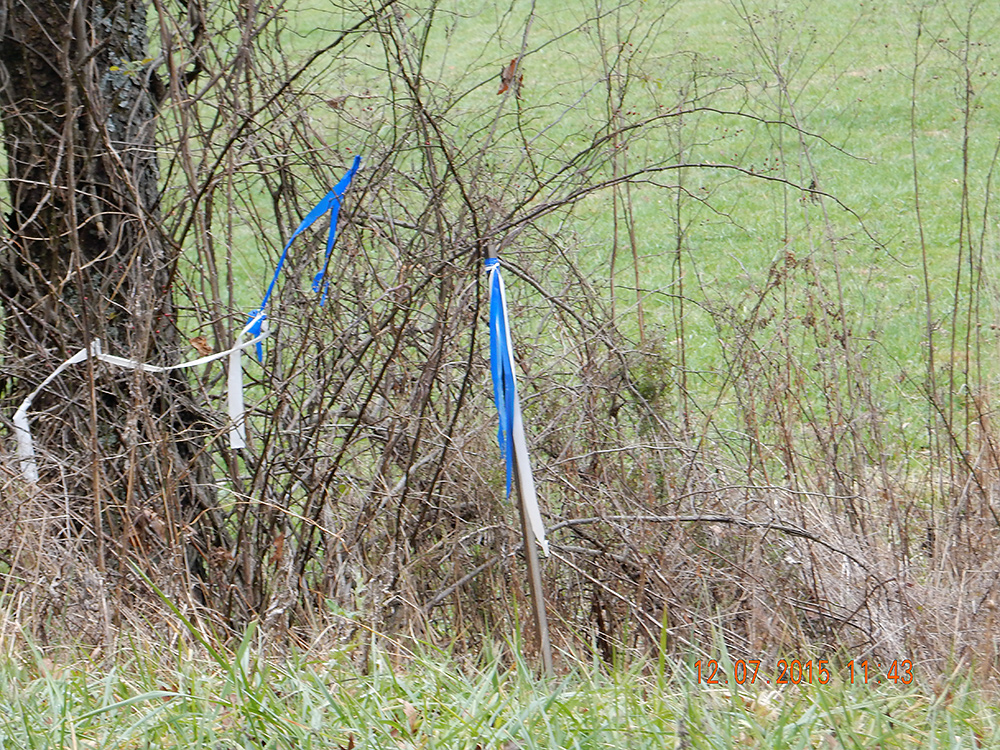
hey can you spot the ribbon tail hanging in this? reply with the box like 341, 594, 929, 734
12, 409, 38, 484
312, 204, 339, 304
511, 395, 549, 556
14, 342, 98, 484
228, 313, 267, 449
313, 155, 361, 305
228, 343, 246, 449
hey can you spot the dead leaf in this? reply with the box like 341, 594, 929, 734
190, 335, 212, 356
498, 58, 523, 97
271, 532, 285, 567
403, 700, 420, 734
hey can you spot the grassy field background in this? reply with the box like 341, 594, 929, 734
272, 0, 1000, 427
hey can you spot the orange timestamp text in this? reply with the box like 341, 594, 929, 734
694, 658, 914, 687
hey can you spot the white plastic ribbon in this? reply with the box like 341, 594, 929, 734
512, 395, 549, 557
13, 345, 94, 484
13, 322, 268, 484
227, 312, 267, 450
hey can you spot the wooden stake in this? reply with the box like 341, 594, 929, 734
513, 458, 554, 676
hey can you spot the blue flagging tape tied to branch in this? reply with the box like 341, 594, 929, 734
485, 257, 550, 556
229, 156, 360, 451
245, 155, 361, 361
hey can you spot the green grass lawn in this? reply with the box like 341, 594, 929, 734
0, 633, 996, 749
173, 0, 1000, 349
257, 0, 1000, 429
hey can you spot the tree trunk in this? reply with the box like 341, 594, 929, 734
0, 0, 233, 626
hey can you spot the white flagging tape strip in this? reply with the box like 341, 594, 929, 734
13, 347, 92, 484
512, 395, 549, 557
228, 342, 247, 450
13, 315, 269, 483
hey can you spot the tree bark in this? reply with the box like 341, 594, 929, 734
0, 0, 231, 620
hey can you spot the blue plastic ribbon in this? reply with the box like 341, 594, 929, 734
486, 257, 516, 497
250, 155, 361, 360
243, 309, 267, 362
311, 155, 361, 305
